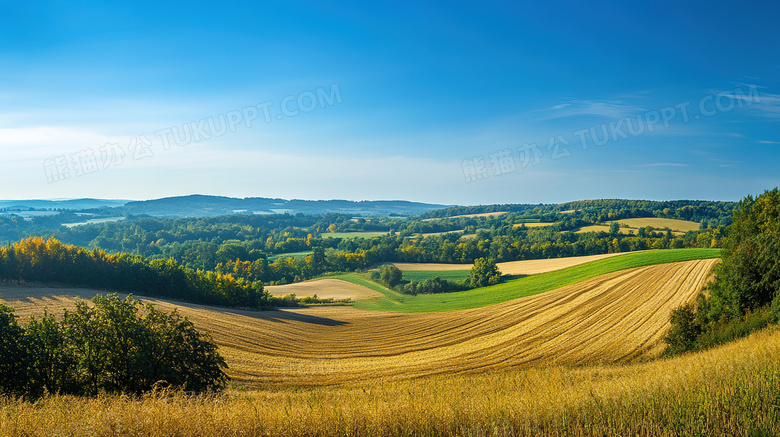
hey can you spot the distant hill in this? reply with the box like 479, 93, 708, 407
119, 195, 451, 217
0, 198, 130, 211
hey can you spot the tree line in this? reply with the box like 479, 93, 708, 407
370, 258, 502, 295
0, 237, 270, 309
665, 188, 780, 353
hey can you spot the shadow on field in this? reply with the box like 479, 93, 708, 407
500, 274, 528, 281
0, 283, 350, 327
152, 300, 351, 326
189, 305, 349, 327
258, 310, 349, 326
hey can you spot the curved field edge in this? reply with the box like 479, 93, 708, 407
352, 248, 721, 313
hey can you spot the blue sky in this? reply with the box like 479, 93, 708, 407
1, 1, 779, 204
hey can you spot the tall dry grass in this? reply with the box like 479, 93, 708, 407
3, 325, 779, 436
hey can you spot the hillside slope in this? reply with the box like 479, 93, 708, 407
2, 258, 717, 386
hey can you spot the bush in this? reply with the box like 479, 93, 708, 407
0, 304, 28, 395
379, 265, 403, 287
468, 257, 501, 287
0, 294, 228, 397
663, 303, 703, 353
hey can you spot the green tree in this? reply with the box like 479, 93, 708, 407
663, 303, 703, 353
25, 311, 77, 396
0, 304, 28, 395
666, 188, 780, 354
379, 264, 403, 287
707, 188, 780, 321
61, 294, 227, 395
468, 257, 501, 287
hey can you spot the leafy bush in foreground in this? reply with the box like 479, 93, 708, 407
0, 294, 227, 397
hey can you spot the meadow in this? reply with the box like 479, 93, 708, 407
401, 269, 471, 282
266, 250, 313, 261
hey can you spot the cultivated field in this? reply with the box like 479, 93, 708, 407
512, 222, 554, 228
496, 252, 630, 275
576, 218, 701, 236
6, 324, 777, 436
611, 217, 701, 232
389, 252, 625, 273
575, 224, 636, 235
1, 258, 717, 387
265, 278, 381, 300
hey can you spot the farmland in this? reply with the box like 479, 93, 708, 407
358, 249, 720, 312
610, 217, 701, 232
512, 222, 554, 228
0, 245, 750, 436
401, 269, 471, 282
388, 252, 624, 274
391, 252, 631, 283
266, 250, 313, 261
2, 256, 717, 387
575, 224, 636, 234
4, 324, 777, 436
575, 217, 701, 236
265, 278, 381, 300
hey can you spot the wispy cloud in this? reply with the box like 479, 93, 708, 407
539, 98, 645, 120
716, 85, 780, 118
759, 140, 780, 144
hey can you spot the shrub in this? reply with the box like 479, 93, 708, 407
0, 294, 228, 397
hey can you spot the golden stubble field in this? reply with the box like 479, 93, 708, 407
389, 251, 628, 273
1, 258, 718, 387
264, 278, 380, 299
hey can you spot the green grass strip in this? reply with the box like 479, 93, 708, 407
401, 270, 471, 283
353, 248, 721, 313
336, 273, 406, 304
267, 251, 313, 261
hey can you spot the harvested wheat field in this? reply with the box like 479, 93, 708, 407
265, 278, 381, 300
391, 252, 626, 274
1, 258, 717, 387
512, 222, 554, 228
609, 217, 701, 233
495, 252, 632, 275
575, 224, 637, 235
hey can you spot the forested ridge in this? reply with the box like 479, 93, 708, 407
0, 237, 268, 309
0, 199, 733, 288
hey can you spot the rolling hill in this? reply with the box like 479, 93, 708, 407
1, 257, 718, 387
